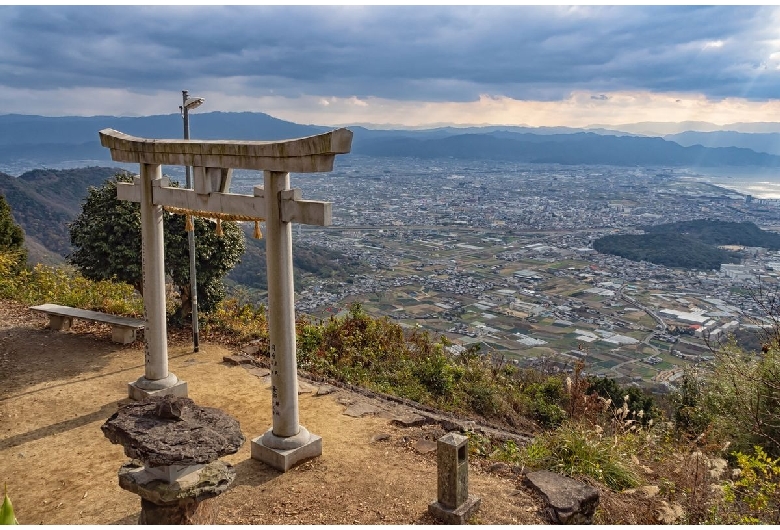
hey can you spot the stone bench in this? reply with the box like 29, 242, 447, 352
30, 303, 145, 344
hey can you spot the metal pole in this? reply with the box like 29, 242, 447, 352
182, 90, 199, 353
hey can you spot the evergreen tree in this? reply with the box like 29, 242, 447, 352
0, 194, 27, 269
68, 174, 246, 318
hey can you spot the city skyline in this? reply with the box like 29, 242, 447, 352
1, 5, 780, 127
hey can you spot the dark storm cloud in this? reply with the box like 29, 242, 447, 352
0, 5, 777, 101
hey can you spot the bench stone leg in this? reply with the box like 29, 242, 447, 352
111, 326, 136, 344
49, 315, 72, 331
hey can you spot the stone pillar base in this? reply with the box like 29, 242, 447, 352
428, 495, 481, 525
128, 377, 188, 401
250, 427, 322, 472
139, 497, 219, 524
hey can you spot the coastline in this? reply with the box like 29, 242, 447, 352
681, 167, 780, 199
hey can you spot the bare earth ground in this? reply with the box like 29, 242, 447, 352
0, 300, 546, 525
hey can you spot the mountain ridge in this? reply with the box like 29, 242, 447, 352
2, 112, 780, 170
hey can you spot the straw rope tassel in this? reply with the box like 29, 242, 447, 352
185, 214, 193, 232
253, 220, 263, 239
215, 218, 223, 236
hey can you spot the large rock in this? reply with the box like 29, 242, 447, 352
525, 470, 599, 524
102, 395, 245, 467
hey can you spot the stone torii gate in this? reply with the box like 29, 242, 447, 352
100, 127, 352, 471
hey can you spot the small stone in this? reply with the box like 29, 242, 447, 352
371, 433, 391, 443
413, 439, 438, 454
488, 462, 509, 473
154, 398, 184, 420
441, 418, 476, 432
241, 344, 260, 355
391, 414, 427, 428
242, 366, 270, 378
223, 355, 252, 366
315, 385, 336, 396
297, 380, 317, 394
343, 402, 380, 418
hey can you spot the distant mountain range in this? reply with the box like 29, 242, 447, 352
587, 121, 780, 136
1, 112, 780, 171
664, 131, 780, 156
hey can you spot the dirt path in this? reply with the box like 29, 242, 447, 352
0, 301, 544, 525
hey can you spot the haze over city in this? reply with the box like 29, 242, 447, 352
2, 5, 780, 129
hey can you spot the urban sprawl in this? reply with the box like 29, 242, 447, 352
229, 156, 780, 394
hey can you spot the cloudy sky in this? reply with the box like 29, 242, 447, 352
2, 5, 780, 128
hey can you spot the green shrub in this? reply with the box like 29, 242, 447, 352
587, 376, 656, 426
704, 343, 780, 457
0, 252, 142, 316
519, 423, 641, 491
671, 367, 712, 439
525, 377, 567, 427
709, 446, 780, 524
201, 298, 268, 344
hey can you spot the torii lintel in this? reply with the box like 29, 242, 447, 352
99, 127, 353, 173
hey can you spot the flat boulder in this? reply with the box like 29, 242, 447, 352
223, 355, 253, 366
343, 402, 380, 418
524, 470, 599, 524
102, 395, 245, 467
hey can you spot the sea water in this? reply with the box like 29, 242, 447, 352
682, 167, 780, 199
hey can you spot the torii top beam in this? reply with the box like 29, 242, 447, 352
99, 128, 353, 173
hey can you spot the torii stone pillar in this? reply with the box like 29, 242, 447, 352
100, 127, 352, 471
132, 162, 188, 400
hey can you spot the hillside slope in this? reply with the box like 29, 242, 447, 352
0, 167, 121, 260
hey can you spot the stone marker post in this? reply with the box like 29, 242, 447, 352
428, 432, 481, 524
